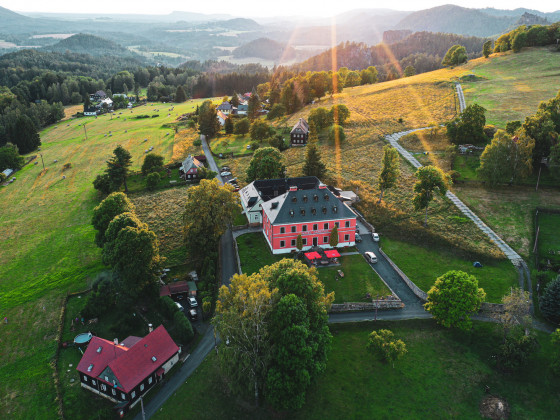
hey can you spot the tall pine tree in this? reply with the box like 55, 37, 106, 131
302, 141, 326, 179
13, 115, 40, 154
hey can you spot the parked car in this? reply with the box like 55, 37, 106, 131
221, 166, 230, 171
372, 233, 380, 242
175, 294, 184, 301
355, 233, 362, 243
188, 308, 198, 321
356, 227, 360, 234
364, 251, 378, 264
175, 302, 184, 312
220, 171, 232, 177
187, 297, 198, 308
227, 178, 237, 184
233, 187, 240, 192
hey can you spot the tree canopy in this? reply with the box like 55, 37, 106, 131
540, 276, 560, 324
302, 141, 327, 179
198, 99, 220, 138
91, 192, 135, 247
141, 153, 164, 176
424, 270, 486, 330
0, 143, 24, 172
367, 329, 407, 367
378, 145, 400, 203
246, 147, 285, 182
446, 103, 487, 145
412, 165, 449, 226
250, 120, 273, 142
441, 45, 467, 66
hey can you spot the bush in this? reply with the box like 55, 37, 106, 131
328, 124, 346, 143
173, 310, 194, 344
193, 139, 201, 146
540, 276, 560, 324
151, 114, 159, 118
134, 115, 150, 119
496, 326, 538, 372
146, 172, 161, 191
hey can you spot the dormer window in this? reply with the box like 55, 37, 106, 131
324, 194, 329, 201
322, 207, 327, 214
289, 209, 295, 217
303, 195, 308, 202
313, 194, 319, 202
311, 208, 317, 215
333, 206, 338, 213
291, 196, 297, 203
300, 209, 306, 216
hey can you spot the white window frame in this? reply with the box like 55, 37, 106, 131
280, 240, 285, 248
148, 377, 153, 385
344, 234, 349, 241
140, 384, 144, 391
131, 391, 136, 399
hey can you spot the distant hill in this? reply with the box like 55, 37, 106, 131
45, 34, 141, 59
480, 7, 560, 21
233, 38, 296, 61
516, 12, 548, 26
395, 5, 515, 37
220, 18, 261, 31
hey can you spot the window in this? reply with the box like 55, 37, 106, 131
291, 226, 296, 233
335, 222, 339, 228
344, 234, 349, 241
131, 391, 136, 399
291, 196, 297, 203
324, 194, 329, 201
303, 238, 307, 245
83, 376, 88, 382
300, 209, 305, 216
104, 376, 109, 382
303, 195, 308, 202
345, 221, 350, 228
302, 225, 307, 232
148, 377, 153, 385
280, 241, 285, 248
121, 393, 126, 400
323, 236, 329, 243
112, 388, 116, 396
291, 239, 296, 246
313, 194, 319, 202
101, 384, 107, 391
322, 207, 327, 214
311, 208, 316, 215
313, 224, 318, 231
280, 227, 285, 234
140, 384, 144, 391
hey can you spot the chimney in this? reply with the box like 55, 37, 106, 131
318, 184, 327, 189
148, 323, 153, 333
113, 338, 118, 345
289, 186, 298, 191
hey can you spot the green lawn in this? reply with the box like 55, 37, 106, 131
537, 212, 560, 269
126, 167, 185, 193
210, 134, 253, 156
317, 254, 390, 303
381, 237, 518, 302
236, 233, 283, 275
233, 209, 248, 226
462, 47, 560, 128
0, 97, 218, 419
154, 319, 560, 419
453, 154, 481, 180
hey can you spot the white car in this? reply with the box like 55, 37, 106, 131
175, 302, 184, 312
364, 251, 378, 264
220, 171, 231, 177
372, 233, 380, 242
188, 297, 198, 308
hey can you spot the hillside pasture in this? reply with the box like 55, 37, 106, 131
461, 47, 560, 128
0, 97, 217, 419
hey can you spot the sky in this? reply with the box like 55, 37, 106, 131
4, 1, 559, 17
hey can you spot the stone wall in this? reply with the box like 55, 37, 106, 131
330, 299, 403, 313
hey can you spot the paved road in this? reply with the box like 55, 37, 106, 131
200, 134, 223, 185
456, 83, 466, 112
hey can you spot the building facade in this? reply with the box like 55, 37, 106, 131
290, 118, 309, 146
261, 183, 356, 254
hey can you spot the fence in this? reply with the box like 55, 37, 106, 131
378, 248, 428, 301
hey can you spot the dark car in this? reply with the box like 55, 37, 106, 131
355, 233, 362, 243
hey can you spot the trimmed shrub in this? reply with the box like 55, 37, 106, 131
173, 310, 194, 344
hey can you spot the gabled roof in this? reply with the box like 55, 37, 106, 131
76, 336, 128, 378
76, 326, 179, 393
94, 90, 106, 97
291, 118, 309, 134
180, 155, 203, 173
262, 185, 356, 225
107, 325, 179, 393
217, 110, 227, 121
159, 281, 189, 297
217, 102, 232, 110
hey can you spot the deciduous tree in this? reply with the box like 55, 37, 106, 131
308, 107, 330, 132
482, 40, 493, 58
442, 45, 467, 66
327, 124, 346, 144
12, 115, 41, 154
540, 276, 560, 324
0, 143, 24, 171
329, 104, 350, 126
250, 120, 273, 142
198, 99, 220, 138
224, 115, 234, 134
106, 145, 132, 192
91, 192, 135, 247
403, 65, 416, 77
424, 270, 486, 330
378, 145, 400, 203
246, 147, 285, 182
477, 130, 534, 186
141, 153, 164, 176
183, 179, 240, 263
412, 165, 449, 226
446, 104, 487, 145
102, 212, 145, 266
266, 103, 286, 120
233, 118, 250, 135
367, 329, 407, 368
146, 172, 160, 190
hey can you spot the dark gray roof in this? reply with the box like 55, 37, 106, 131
291, 118, 309, 134
253, 176, 319, 201
263, 186, 356, 224
217, 102, 233, 110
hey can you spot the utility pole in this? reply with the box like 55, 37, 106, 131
83, 123, 88, 140
39, 153, 45, 171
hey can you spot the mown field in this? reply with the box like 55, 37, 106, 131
154, 319, 560, 419
0, 97, 217, 419
461, 47, 560, 128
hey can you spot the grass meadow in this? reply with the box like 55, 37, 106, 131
461, 47, 560, 128
153, 319, 560, 419
0, 98, 217, 418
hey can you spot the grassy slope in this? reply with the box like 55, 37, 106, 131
154, 320, 560, 419
381, 237, 518, 302
462, 47, 560, 128
0, 98, 216, 419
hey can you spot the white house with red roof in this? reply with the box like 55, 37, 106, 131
76, 325, 180, 413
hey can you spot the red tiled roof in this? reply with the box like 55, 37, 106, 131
159, 281, 189, 297
76, 337, 128, 378
121, 336, 142, 348
108, 325, 179, 393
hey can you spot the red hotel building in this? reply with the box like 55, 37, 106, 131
261, 182, 356, 254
